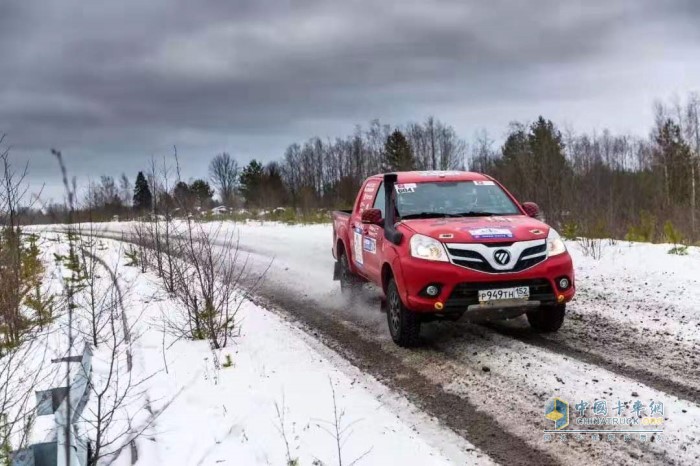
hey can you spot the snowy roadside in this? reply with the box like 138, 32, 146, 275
27, 221, 700, 464
43, 232, 490, 465
568, 238, 700, 340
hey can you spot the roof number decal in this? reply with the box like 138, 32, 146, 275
395, 183, 416, 194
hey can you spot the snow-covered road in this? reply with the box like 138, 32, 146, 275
40, 221, 700, 465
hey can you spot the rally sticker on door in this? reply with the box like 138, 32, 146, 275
353, 228, 364, 265
363, 237, 376, 254
467, 228, 513, 239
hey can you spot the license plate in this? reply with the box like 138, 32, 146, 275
478, 286, 529, 302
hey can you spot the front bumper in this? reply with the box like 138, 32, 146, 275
399, 253, 575, 319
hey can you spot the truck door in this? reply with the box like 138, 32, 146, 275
357, 182, 385, 282
351, 179, 382, 280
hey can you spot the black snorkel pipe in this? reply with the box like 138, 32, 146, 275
383, 173, 403, 245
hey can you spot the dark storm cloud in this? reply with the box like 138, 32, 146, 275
0, 0, 699, 197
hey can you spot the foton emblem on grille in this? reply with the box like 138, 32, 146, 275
493, 249, 511, 265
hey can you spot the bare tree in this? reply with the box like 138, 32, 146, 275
209, 152, 239, 207
118, 173, 132, 211
684, 93, 700, 239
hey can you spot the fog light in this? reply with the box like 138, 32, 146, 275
558, 277, 570, 290
434, 302, 444, 310
426, 285, 440, 297
557, 294, 565, 303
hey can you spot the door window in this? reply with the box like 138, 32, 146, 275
372, 182, 385, 218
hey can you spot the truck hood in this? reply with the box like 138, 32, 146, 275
399, 215, 550, 243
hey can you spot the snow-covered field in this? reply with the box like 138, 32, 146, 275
6, 231, 485, 465
19, 221, 700, 465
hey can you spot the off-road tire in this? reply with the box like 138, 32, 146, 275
386, 279, 421, 347
339, 252, 362, 297
527, 304, 566, 332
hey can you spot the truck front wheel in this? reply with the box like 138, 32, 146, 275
386, 279, 421, 347
527, 304, 566, 332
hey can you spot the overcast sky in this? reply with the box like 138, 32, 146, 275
1, 0, 699, 202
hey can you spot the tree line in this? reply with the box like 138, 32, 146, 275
225, 94, 698, 242
23, 93, 700, 242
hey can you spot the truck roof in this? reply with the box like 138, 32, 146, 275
368, 170, 491, 183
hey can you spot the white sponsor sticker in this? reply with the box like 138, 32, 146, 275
418, 171, 461, 177
395, 183, 417, 194
474, 180, 495, 185
468, 228, 513, 239
353, 228, 364, 265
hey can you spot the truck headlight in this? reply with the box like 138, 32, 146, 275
410, 234, 449, 262
547, 228, 567, 256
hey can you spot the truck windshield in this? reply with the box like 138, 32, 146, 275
395, 181, 521, 218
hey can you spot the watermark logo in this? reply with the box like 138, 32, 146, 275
545, 397, 569, 430
543, 397, 666, 443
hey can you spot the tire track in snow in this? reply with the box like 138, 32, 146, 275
441, 317, 700, 406
350, 287, 700, 408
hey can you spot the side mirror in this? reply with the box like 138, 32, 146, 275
521, 202, 540, 218
361, 208, 383, 225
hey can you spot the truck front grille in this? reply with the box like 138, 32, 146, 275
445, 240, 547, 274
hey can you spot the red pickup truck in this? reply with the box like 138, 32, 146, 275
332, 171, 575, 347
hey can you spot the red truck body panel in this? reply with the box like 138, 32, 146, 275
331, 171, 575, 317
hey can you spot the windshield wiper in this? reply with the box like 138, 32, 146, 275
401, 212, 461, 219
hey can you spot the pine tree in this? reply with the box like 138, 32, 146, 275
382, 130, 415, 171
654, 119, 693, 205
239, 160, 265, 208
190, 179, 214, 209
526, 117, 571, 218
173, 181, 192, 209
261, 162, 287, 207
132, 171, 152, 213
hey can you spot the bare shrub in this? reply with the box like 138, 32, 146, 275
130, 220, 152, 273
313, 379, 372, 466
577, 237, 603, 260
164, 220, 260, 349
274, 394, 298, 466
74, 226, 123, 347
